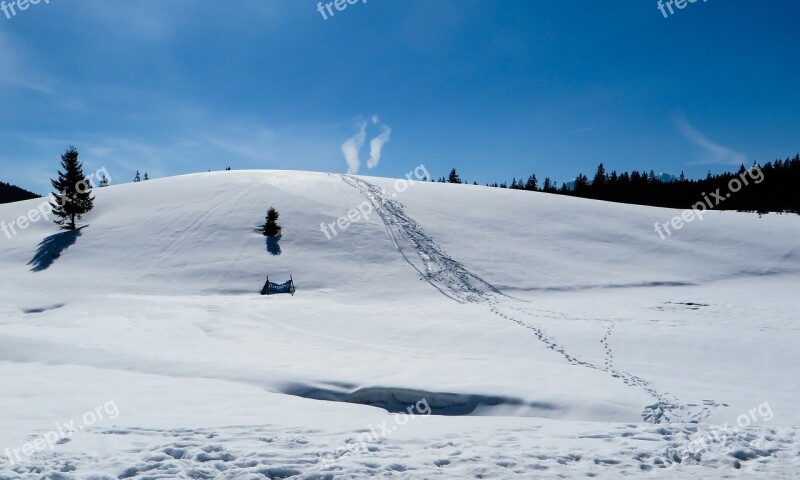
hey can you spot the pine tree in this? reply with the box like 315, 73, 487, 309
263, 207, 282, 237
134, 171, 141, 182
574, 174, 589, 192
143, 172, 149, 181
50, 147, 94, 231
525, 174, 538, 191
593, 163, 607, 188
98, 173, 110, 187
448, 168, 462, 184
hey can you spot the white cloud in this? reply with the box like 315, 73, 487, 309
341, 121, 367, 175
341, 116, 393, 174
675, 115, 747, 166
367, 125, 392, 169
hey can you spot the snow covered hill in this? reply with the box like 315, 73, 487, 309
1, 170, 798, 478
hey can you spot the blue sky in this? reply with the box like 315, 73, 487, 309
1, 0, 798, 193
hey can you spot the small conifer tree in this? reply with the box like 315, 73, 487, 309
448, 168, 462, 184
50, 146, 94, 230
98, 173, 110, 187
263, 207, 282, 237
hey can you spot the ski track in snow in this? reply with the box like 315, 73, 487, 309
341, 175, 718, 425
142, 182, 261, 276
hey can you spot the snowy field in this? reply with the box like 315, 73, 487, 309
1, 170, 799, 478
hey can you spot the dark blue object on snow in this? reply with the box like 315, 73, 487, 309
261, 275, 295, 296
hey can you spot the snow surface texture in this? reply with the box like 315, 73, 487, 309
0, 170, 798, 478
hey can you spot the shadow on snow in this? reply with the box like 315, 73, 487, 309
28, 226, 86, 272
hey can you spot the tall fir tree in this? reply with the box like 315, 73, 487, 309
50, 147, 94, 231
134, 171, 141, 182
593, 163, 607, 188
525, 174, 538, 191
573, 174, 589, 192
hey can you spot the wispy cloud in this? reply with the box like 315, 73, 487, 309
675, 115, 747, 166
0, 30, 55, 95
342, 121, 367, 175
341, 116, 392, 174
367, 125, 392, 169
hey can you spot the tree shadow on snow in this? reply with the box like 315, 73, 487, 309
28, 227, 85, 272
266, 235, 282, 256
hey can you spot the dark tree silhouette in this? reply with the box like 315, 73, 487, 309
263, 207, 282, 237
525, 174, 538, 191
592, 163, 607, 197
1, 181, 38, 204
437, 154, 800, 214
98, 173, 110, 187
50, 147, 94, 231
448, 168, 462, 184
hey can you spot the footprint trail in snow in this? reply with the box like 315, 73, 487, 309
341, 174, 719, 425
